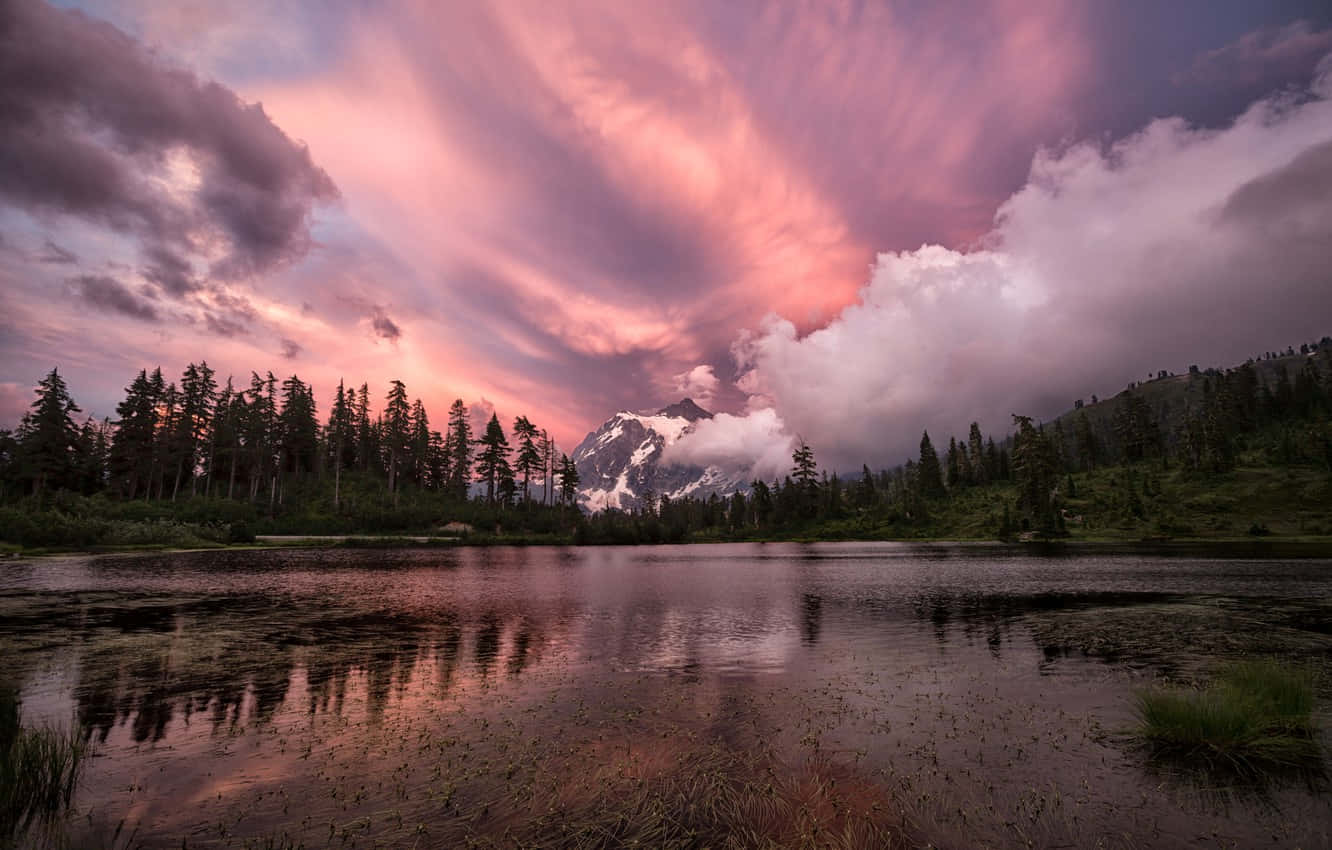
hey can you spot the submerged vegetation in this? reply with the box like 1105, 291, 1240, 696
1134, 659, 1320, 770
0, 687, 88, 846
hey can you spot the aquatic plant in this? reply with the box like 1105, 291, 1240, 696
0, 686, 89, 844
1134, 658, 1319, 769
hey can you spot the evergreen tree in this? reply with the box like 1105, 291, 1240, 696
1011, 415, 1058, 535
409, 398, 431, 487
967, 423, 988, 485
326, 380, 353, 508
76, 416, 111, 494
1073, 411, 1098, 471
946, 437, 961, 488
916, 431, 946, 498
245, 372, 278, 505
382, 380, 411, 500
209, 378, 240, 500
446, 400, 472, 500
278, 376, 319, 484
110, 369, 161, 500
856, 464, 876, 509
172, 362, 217, 499
354, 383, 373, 472
475, 413, 512, 505
18, 368, 83, 495
512, 415, 542, 504
557, 453, 580, 506
791, 440, 818, 518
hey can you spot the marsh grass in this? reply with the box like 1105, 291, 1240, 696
1134, 659, 1320, 770
0, 687, 89, 845
466, 746, 906, 849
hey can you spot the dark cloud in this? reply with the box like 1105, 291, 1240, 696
371, 307, 401, 342
280, 338, 302, 359
71, 274, 159, 321
39, 240, 76, 264
1220, 138, 1332, 225
140, 245, 198, 296
204, 312, 248, 337
0, 0, 338, 286
1175, 21, 1332, 92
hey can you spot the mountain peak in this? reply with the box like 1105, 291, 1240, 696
656, 398, 713, 421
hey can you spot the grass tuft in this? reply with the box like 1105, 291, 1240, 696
0, 686, 90, 843
1134, 658, 1320, 769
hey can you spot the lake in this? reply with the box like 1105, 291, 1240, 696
3, 543, 1330, 848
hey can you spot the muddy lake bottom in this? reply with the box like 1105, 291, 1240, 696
3, 543, 1331, 848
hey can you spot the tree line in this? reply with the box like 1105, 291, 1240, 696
577, 340, 1332, 543
1, 337, 1328, 546
0, 364, 581, 520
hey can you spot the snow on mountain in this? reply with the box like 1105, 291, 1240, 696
572, 398, 746, 511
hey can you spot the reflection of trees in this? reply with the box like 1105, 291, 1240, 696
29, 597, 558, 743
800, 594, 822, 645
907, 590, 1181, 658
474, 614, 502, 677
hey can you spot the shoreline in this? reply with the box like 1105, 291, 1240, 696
7, 535, 1332, 559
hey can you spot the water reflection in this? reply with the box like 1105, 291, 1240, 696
2, 544, 1331, 849
4, 595, 564, 742
800, 593, 822, 645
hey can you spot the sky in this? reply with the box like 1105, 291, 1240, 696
2, 0, 1331, 473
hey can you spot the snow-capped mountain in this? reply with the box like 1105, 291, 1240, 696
572, 398, 745, 511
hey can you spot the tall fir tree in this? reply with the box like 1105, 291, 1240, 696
916, 431, 946, 498
446, 399, 472, 500
474, 413, 512, 505
512, 415, 541, 504
383, 380, 411, 502
19, 368, 83, 495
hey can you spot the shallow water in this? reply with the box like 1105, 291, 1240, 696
3, 543, 1331, 848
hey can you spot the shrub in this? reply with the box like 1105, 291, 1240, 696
1134, 659, 1318, 769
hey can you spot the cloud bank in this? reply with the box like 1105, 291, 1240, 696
666, 59, 1332, 477
0, 0, 337, 323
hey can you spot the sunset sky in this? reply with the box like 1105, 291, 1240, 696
3, 0, 1331, 470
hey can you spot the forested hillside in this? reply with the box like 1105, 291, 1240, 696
1, 338, 1329, 550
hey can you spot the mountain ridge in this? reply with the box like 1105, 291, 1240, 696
572, 398, 741, 511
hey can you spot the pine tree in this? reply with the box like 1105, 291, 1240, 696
245, 372, 278, 505
540, 430, 554, 506
557, 453, 580, 506
446, 400, 472, 500
967, 423, 988, 485
409, 398, 431, 487
18, 368, 83, 495
326, 380, 352, 508
512, 415, 542, 504
110, 369, 161, 499
382, 380, 411, 501
154, 380, 179, 500
1073, 411, 1097, 471
856, 464, 876, 509
945, 437, 961, 488
172, 362, 217, 499
278, 376, 318, 487
354, 383, 373, 472
1011, 415, 1058, 535
209, 378, 239, 500
475, 413, 512, 505
916, 431, 946, 498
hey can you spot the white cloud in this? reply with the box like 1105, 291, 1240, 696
672, 60, 1332, 475
671, 364, 720, 407
660, 407, 793, 482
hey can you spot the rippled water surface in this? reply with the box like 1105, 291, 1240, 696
3, 543, 1331, 848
